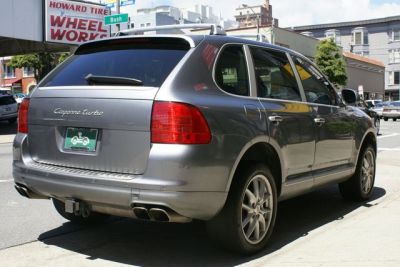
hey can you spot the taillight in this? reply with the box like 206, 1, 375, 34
151, 101, 211, 144
18, 98, 30, 134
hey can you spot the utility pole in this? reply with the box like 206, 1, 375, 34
116, 0, 120, 32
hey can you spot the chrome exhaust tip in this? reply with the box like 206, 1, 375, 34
148, 208, 170, 222
132, 206, 150, 220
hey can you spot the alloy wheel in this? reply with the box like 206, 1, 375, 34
241, 174, 274, 245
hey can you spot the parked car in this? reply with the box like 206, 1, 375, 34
357, 100, 381, 134
382, 101, 400, 121
13, 93, 26, 104
365, 100, 384, 118
0, 94, 18, 124
13, 32, 377, 254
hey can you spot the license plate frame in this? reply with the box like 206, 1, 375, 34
64, 127, 99, 152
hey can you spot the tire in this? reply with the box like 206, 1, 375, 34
52, 198, 109, 225
339, 145, 376, 201
393, 118, 397, 122
8, 118, 16, 124
383, 117, 388, 121
206, 164, 278, 254
374, 118, 380, 135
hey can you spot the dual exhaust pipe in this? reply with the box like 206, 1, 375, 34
132, 206, 191, 223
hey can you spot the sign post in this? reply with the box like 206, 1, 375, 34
104, 14, 129, 26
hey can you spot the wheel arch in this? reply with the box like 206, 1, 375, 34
226, 140, 283, 197
357, 130, 377, 160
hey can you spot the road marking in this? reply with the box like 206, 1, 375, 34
0, 179, 13, 183
377, 133, 399, 139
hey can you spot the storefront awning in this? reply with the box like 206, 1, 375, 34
1, 78, 22, 87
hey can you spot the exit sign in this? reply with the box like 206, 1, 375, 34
104, 13, 129, 25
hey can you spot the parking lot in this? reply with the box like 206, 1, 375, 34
0, 120, 400, 266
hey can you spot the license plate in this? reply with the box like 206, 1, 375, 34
64, 127, 98, 152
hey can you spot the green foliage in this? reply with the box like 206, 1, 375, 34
315, 38, 347, 86
58, 53, 70, 64
9, 52, 69, 81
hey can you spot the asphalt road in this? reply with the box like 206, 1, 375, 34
0, 120, 400, 266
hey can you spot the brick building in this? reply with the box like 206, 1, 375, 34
0, 57, 37, 94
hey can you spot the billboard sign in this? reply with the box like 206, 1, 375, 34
45, 0, 110, 45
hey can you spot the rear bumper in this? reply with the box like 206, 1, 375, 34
12, 134, 228, 221
382, 112, 400, 118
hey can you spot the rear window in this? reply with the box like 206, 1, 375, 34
41, 38, 190, 87
0, 96, 16, 105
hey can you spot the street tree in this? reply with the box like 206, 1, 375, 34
9, 52, 69, 82
315, 38, 347, 86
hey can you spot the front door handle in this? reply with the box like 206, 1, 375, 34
314, 118, 326, 126
269, 116, 284, 125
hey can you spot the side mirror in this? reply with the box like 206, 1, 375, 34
341, 89, 359, 106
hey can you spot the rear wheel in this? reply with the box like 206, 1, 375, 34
394, 118, 397, 122
339, 145, 376, 201
52, 198, 109, 225
383, 117, 388, 121
206, 164, 277, 254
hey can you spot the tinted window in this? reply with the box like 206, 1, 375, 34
251, 47, 301, 101
41, 40, 189, 87
293, 57, 337, 106
215, 45, 249, 96
0, 96, 16, 105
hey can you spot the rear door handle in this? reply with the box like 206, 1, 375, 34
269, 116, 284, 125
314, 118, 326, 126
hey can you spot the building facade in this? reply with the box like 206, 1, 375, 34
293, 16, 400, 100
234, 0, 278, 28
0, 57, 36, 94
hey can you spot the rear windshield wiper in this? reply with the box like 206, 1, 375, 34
85, 74, 143, 86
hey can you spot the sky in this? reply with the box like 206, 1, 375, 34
99, 0, 400, 27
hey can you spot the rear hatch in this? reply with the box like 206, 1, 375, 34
27, 37, 192, 175
0, 95, 18, 117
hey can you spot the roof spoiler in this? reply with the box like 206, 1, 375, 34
116, 23, 226, 36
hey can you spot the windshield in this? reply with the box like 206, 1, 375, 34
41, 39, 190, 87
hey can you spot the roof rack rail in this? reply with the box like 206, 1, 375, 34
230, 34, 267, 42
116, 23, 226, 36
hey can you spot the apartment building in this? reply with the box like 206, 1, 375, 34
293, 16, 400, 100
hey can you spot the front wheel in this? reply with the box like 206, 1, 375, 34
339, 145, 376, 201
206, 164, 277, 254
383, 117, 388, 121
394, 118, 397, 122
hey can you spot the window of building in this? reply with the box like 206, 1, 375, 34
146, 23, 151, 27
250, 47, 301, 101
392, 29, 400, 41
215, 45, 249, 96
325, 29, 341, 45
140, 23, 145, 27
3, 64, 15, 78
389, 71, 400, 85
23, 67, 35, 77
352, 27, 368, 45
389, 49, 400, 64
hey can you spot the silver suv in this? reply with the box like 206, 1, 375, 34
13, 32, 377, 254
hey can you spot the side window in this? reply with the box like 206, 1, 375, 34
250, 47, 301, 101
293, 56, 337, 106
215, 45, 249, 96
